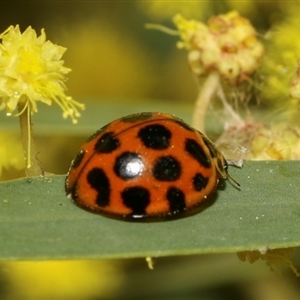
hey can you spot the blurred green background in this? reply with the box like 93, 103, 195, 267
0, 1, 300, 299
0, 1, 285, 104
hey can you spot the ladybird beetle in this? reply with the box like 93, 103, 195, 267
65, 112, 232, 219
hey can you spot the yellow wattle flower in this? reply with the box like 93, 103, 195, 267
249, 123, 300, 160
0, 25, 84, 124
173, 11, 264, 82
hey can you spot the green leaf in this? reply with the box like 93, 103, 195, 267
0, 160, 299, 261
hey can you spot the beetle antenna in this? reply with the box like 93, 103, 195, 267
228, 173, 240, 187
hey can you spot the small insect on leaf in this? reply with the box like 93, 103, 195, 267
65, 112, 238, 220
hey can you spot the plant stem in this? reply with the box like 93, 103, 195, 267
18, 102, 43, 177
192, 71, 220, 133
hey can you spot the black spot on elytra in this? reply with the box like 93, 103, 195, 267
94, 132, 120, 153
121, 112, 153, 123
193, 173, 209, 191
87, 168, 111, 207
166, 187, 186, 214
85, 124, 110, 143
153, 156, 181, 181
138, 124, 171, 149
122, 186, 150, 216
114, 152, 144, 180
71, 149, 85, 168
185, 138, 211, 168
